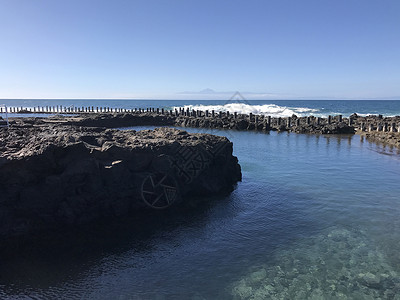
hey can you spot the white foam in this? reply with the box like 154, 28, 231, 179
173, 103, 320, 118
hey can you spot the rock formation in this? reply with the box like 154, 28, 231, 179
0, 125, 241, 240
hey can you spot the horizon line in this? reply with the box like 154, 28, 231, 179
1, 98, 400, 101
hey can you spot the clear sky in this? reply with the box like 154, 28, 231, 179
0, 0, 399, 100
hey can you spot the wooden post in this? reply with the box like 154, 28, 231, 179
390, 123, 396, 132
206, 110, 209, 117
278, 117, 281, 125
338, 115, 343, 122
212, 110, 215, 117
296, 118, 300, 126
328, 115, 332, 124
287, 117, 291, 127
219, 111, 222, 118
306, 116, 311, 125
227, 111, 230, 117
234, 112, 237, 119
316, 117, 320, 125
369, 124, 373, 132
249, 113, 253, 122
383, 123, 388, 132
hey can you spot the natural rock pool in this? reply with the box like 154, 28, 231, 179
1, 127, 400, 299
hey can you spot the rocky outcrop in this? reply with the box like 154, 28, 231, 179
359, 131, 400, 148
0, 116, 8, 127
0, 125, 241, 240
61, 113, 175, 128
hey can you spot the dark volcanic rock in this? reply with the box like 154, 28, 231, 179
360, 131, 400, 148
0, 125, 241, 240
64, 113, 175, 128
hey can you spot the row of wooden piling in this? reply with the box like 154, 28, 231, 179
0, 106, 152, 114
1, 105, 400, 133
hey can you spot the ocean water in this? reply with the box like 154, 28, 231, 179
1, 99, 400, 117
1, 100, 400, 299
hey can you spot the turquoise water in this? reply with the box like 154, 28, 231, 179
1, 126, 400, 299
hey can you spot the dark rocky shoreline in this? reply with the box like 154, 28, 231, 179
36, 112, 400, 148
1, 111, 399, 245
0, 123, 241, 242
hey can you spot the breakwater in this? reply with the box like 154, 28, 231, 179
3, 105, 400, 148
3, 105, 400, 134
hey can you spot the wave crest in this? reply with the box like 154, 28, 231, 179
173, 103, 320, 118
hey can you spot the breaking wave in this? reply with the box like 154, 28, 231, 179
173, 103, 320, 118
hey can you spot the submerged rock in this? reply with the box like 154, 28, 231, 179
249, 268, 267, 284
0, 125, 241, 241
231, 227, 400, 300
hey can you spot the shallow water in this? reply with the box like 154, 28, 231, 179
1, 128, 400, 299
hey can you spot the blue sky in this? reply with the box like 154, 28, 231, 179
0, 0, 399, 99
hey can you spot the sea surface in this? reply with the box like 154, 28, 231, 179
1, 100, 400, 299
1, 99, 400, 117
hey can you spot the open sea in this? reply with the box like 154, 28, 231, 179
1, 99, 400, 299
1, 99, 400, 117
